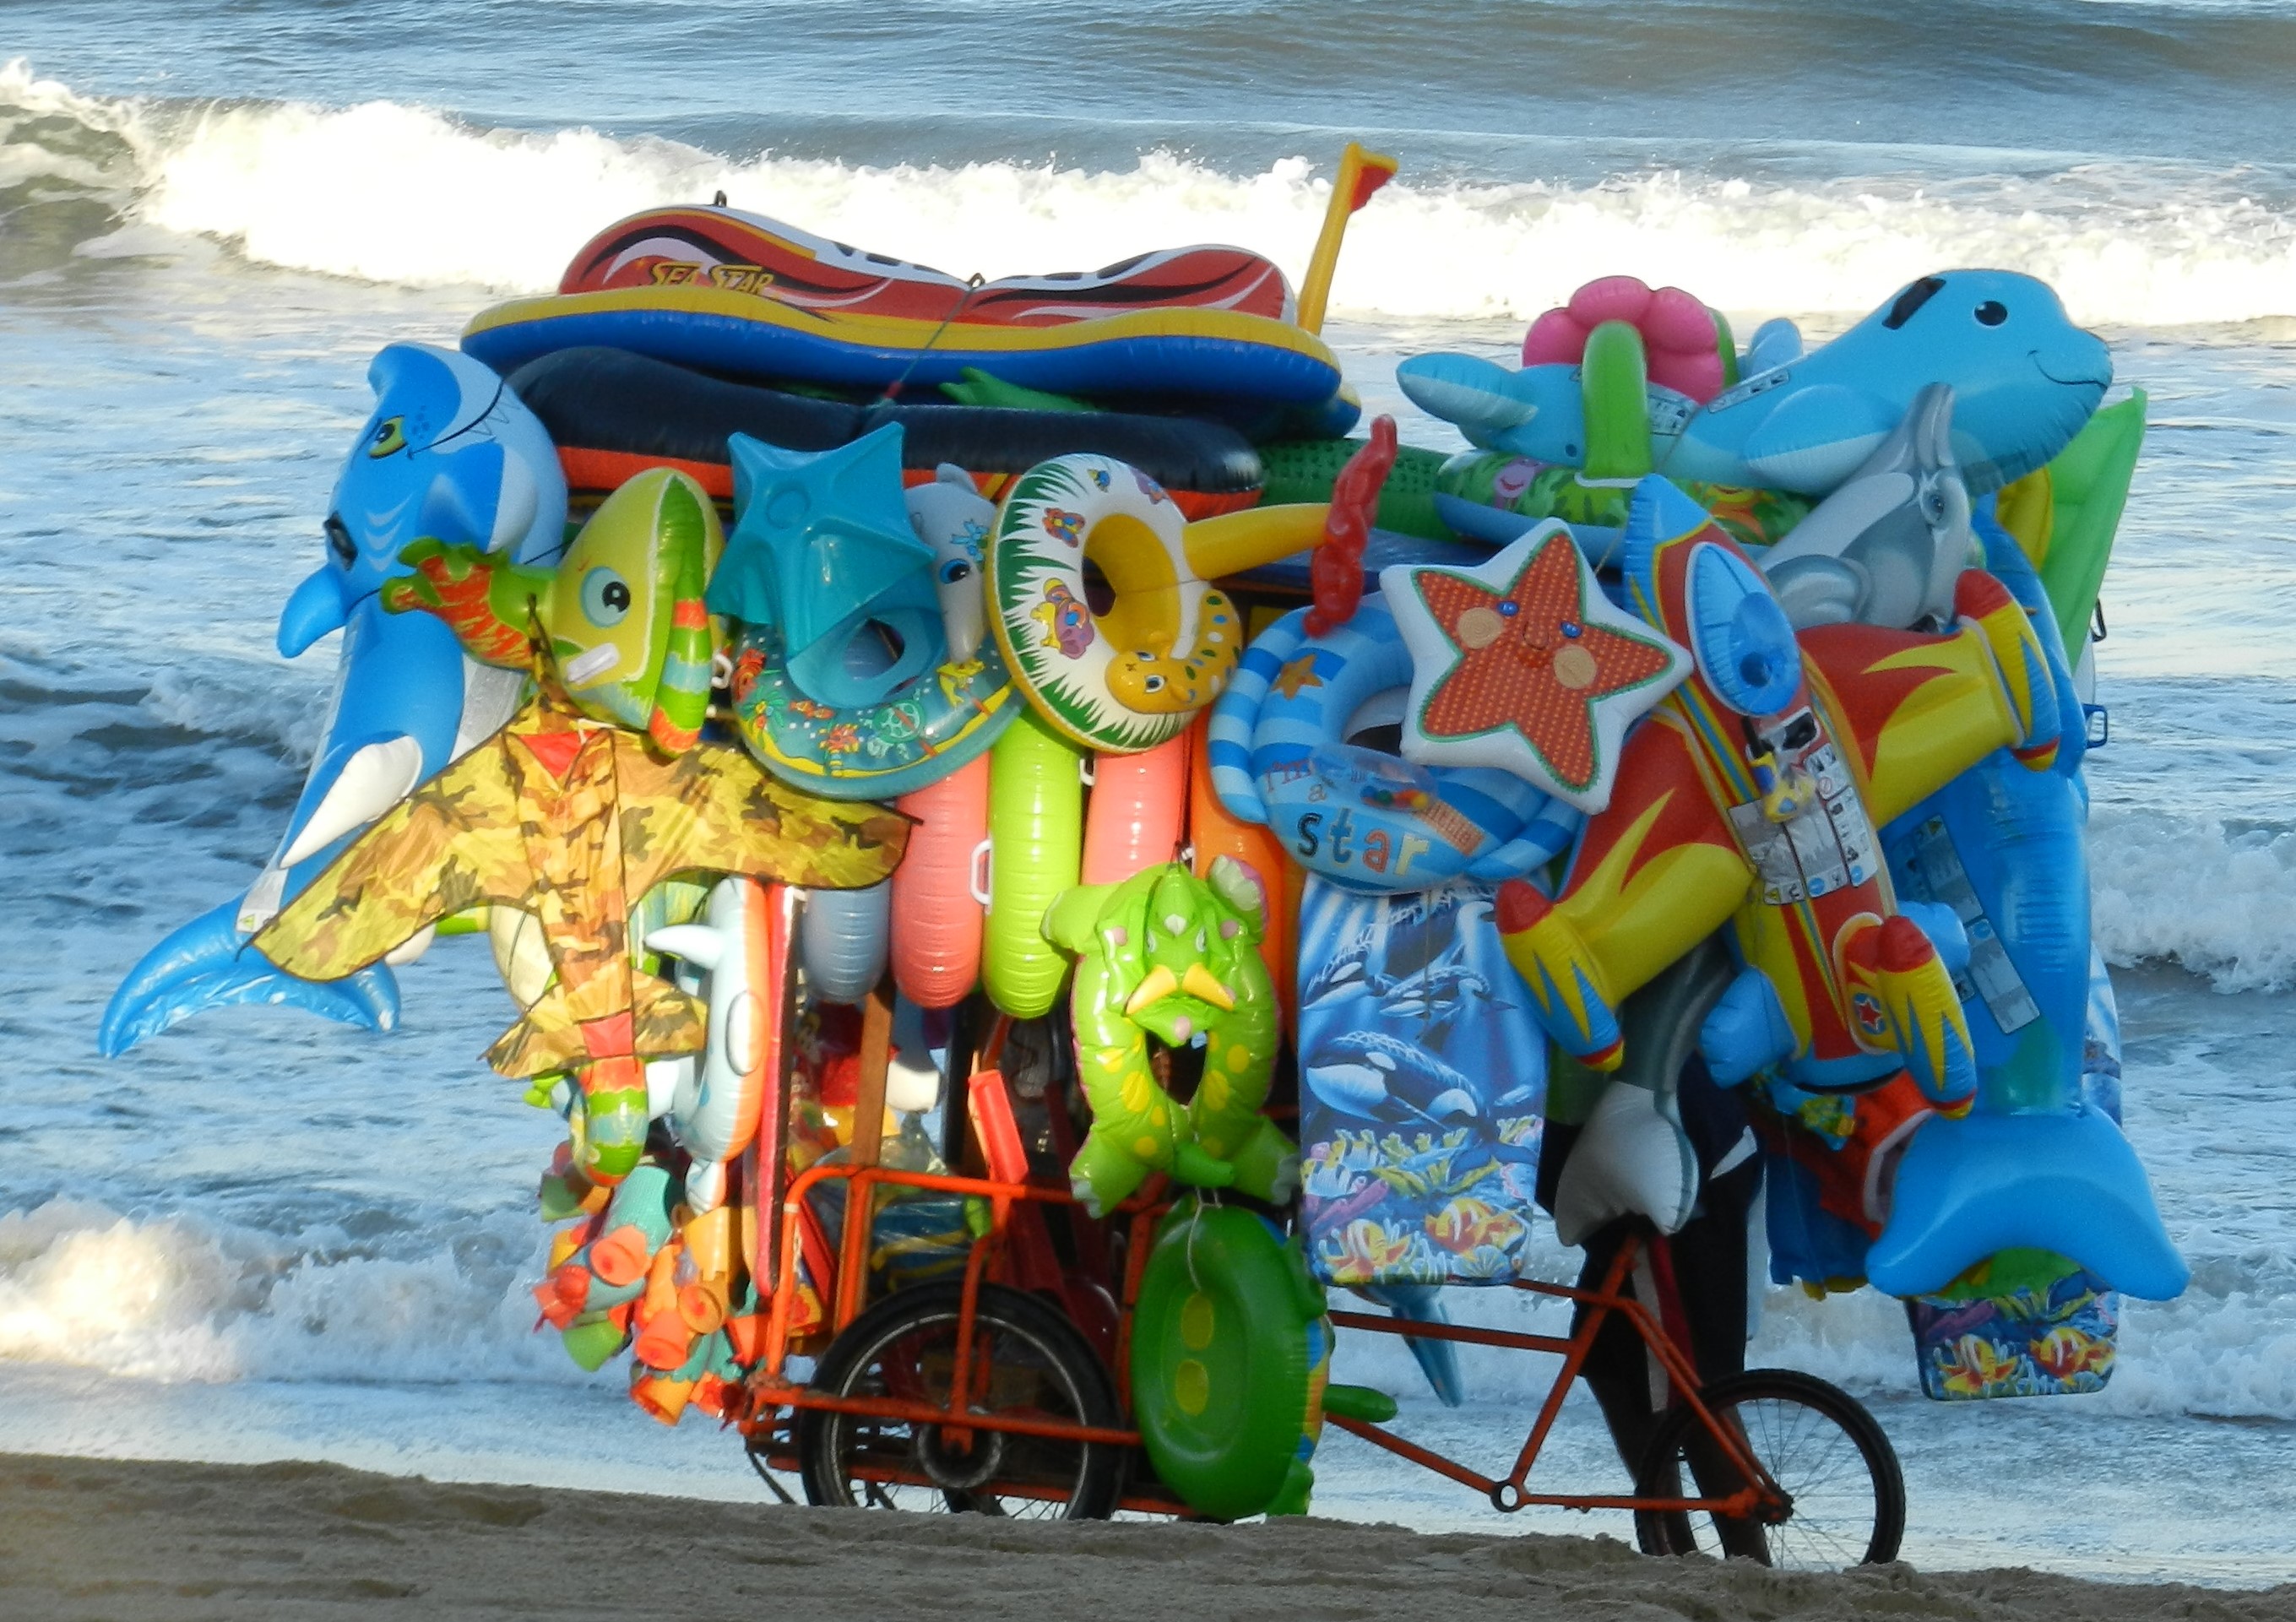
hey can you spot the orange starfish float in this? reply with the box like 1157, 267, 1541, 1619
1385, 523, 1691, 811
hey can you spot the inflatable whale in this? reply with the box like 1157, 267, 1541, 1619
1398, 270, 2111, 498
100, 344, 567, 1055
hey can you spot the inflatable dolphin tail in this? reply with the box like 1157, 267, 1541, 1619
100, 601, 484, 1055
97, 894, 401, 1055
1866, 1110, 2188, 1301
1395, 352, 1565, 457
1360, 1283, 1466, 1408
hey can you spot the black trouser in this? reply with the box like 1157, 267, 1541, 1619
1568, 1154, 1760, 1477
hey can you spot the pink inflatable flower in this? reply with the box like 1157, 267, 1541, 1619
1520, 275, 1727, 404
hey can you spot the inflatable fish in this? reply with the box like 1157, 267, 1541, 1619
100, 344, 567, 1055
1398, 270, 2110, 498
382, 466, 721, 753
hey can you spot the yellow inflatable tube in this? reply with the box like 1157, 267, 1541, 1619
1182, 503, 1333, 581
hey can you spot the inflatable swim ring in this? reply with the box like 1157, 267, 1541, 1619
981, 708, 1084, 1020
508, 346, 1267, 519
464, 207, 1351, 423
1205, 596, 1582, 893
723, 430, 1021, 800
986, 455, 1327, 754
1045, 860, 1294, 1215
799, 881, 889, 1006
726, 621, 1018, 801
1130, 1197, 1331, 1520
1186, 712, 1297, 1023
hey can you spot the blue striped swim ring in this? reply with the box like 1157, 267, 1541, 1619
1205, 596, 1582, 893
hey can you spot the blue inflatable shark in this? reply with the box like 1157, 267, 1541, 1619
1864, 512, 2185, 1301
100, 344, 566, 1055
1398, 269, 2110, 498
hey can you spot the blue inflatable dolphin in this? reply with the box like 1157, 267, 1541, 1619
100, 344, 566, 1055
1398, 270, 2110, 498
1865, 512, 2185, 1301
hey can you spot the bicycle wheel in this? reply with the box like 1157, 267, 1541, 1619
1633, 1369, 1904, 1570
795, 1282, 1125, 1519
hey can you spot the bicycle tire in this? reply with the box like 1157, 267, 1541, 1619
795, 1282, 1125, 1519
1633, 1368, 1905, 1569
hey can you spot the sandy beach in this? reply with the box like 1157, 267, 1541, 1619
3, 1452, 2291, 1622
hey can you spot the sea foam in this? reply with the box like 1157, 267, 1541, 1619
0, 1198, 578, 1386
7, 58, 2296, 326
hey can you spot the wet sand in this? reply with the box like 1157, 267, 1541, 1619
4, 1452, 2293, 1621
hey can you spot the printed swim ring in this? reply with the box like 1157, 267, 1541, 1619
1204, 596, 1582, 894
987, 457, 1330, 754
1130, 1197, 1330, 1521
987, 454, 1241, 754
726, 621, 1018, 801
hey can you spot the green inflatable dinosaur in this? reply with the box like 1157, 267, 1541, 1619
1045, 858, 1296, 1216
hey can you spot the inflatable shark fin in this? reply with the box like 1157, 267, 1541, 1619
278, 735, 424, 868
1742, 317, 1804, 374
1552, 1077, 1699, 1246
646, 922, 727, 973
1360, 1283, 1466, 1408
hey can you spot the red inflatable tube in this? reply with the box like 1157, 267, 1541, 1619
889, 753, 991, 1010
1081, 731, 1192, 887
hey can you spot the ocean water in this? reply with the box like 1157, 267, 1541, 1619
4, 0, 2296, 1584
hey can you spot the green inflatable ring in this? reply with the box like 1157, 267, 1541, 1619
1130, 1198, 1330, 1520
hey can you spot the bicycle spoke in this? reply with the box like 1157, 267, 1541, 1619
1636, 1371, 1901, 1570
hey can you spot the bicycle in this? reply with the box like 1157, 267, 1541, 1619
736, 1003, 1904, 1567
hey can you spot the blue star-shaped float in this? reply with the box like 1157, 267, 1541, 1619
709, 423, 942, 709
